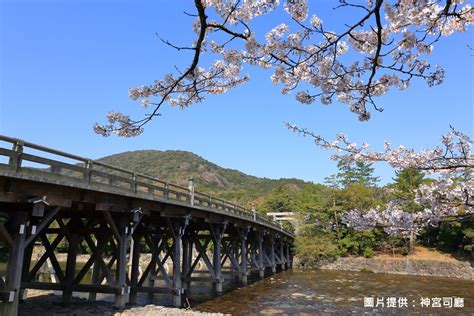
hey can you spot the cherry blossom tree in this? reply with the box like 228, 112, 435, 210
287, 124, 473, 251
94, 0, 473, 137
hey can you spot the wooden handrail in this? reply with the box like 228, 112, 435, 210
0, 135, 293, 236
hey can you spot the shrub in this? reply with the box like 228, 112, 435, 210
363, 247, 375, 258
294, 235, 340, 266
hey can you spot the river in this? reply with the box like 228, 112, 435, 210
17, 268, 474, 315
192, 269, 473, 315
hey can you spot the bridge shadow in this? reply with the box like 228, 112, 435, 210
18, 272, 266, 315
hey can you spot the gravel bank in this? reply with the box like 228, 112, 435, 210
19, 292, 225, 316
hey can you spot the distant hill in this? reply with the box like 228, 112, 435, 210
98, 150, 311, 206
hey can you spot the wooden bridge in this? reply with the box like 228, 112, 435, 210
0, 135, 294, 315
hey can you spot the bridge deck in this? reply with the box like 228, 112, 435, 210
0, 135, 293, 237
0, 135, 294, 316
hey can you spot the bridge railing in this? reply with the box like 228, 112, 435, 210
0, 135, 290, 234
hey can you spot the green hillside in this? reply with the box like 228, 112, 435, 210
98, 150, 310, 206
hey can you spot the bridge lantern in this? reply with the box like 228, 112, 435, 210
28, 196, 50, 217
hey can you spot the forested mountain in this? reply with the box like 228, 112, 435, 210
98, 150, 310, 206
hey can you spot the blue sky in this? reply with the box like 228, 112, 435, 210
1, 0, 473, 185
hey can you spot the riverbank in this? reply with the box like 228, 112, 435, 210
20, 292, 226, 316
295, 247, 473, 280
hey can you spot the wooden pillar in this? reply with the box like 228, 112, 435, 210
213, 238, 222, 293
229, 241, 238, 279
62, 226, 79, 305
172, 231, 182, 307
114, 214, 129, 308
285, 240, 291, 269
211, 223, 225, 294
270, 235, 276, 274
257, 232, 264, 279
169, 219, 187, 307
1, 212, 28, 316
251, 236, 257, 273
129, 234, 141, 305
238, 228, 248, 285
88, 255, 100, 302
280, 238, 286, 270
88, 227, 103, 302
181, 234, 192, 294
146, 255, 157, 302
20, 237, 34, 301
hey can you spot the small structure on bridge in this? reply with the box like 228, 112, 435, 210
0, 136, 294, 316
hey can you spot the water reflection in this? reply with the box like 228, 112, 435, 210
193, 269, 474, 315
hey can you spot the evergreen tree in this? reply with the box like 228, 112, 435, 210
390, 167, 425, 212
335, 161, 380, 188
392, 168, 425, 193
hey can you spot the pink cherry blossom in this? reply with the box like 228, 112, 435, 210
95, 0, 473, 136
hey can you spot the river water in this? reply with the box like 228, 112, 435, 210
192, 269, 474, 315
16, 268, 474, 315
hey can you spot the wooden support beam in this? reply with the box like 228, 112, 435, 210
83, 234, 116, 287
88, 224, 105, 302
144, 234, 172, 290
103, 211, 121, 241
187, 238, 210, 279
62, 217, 81, 306
279, 238, 286, 270
25, 207, 60, 247
74, 232, 111, 286
28, 234, 65, 283
88, 255, 100, 301
114, 214, 129, 308
286, 240, 292, 269
210, 222, 226, 294
139, 245, 156, 302
20, 237, 34, 301
129, 233, 141, 305
21, 282, 62, 291
0, 224, 13, 248
1, 212, 28, 316
238, 227, 249, 285
191, 233, 216, 280
181, 234, 192, 294
257, 232, 264, 279
168, 220, 187, 307
172, 235, 182, 307
270, 236, 276, 273
225, 240, 240, 278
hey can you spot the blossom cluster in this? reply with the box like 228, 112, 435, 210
288, 125, 473, 235
95, 0, 473, 136
341, 202, 441, 237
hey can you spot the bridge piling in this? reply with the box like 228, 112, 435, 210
181, 232, 192, 295
285, 240, 292, 269
210, 222, 226, 294
128, 231, 141, 305
61, 217, 80, 306
2, 211, 28, 316
269, 236, 276, 274
88, 224, 104, 302
238, 227, 249, 285
256, 232, 265, 279
114, 213, 129, 309
168, 219, 187, 307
